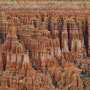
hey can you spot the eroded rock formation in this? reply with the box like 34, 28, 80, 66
0, 9, 90, 90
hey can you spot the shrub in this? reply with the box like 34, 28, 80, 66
52, 79, 59, 88
81, 69, 87, 75
21, 84, 26, 90
78, 63, 82, 69
58, 59, 62, 65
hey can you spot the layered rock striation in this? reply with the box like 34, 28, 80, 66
0, 9, 89, 90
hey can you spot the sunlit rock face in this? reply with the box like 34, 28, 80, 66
0, 9, 89, 90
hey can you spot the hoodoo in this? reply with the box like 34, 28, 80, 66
0, 0, 90, 90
